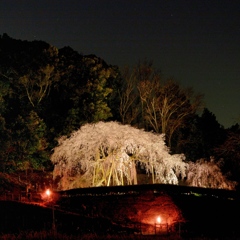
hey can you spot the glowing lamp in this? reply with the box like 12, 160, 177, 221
156, 216, 161, 224
46, 189, 51, 197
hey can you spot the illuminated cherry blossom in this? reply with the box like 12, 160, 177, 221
51, 121, 187, 190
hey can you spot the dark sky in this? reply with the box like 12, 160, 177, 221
1, 0, 240, 128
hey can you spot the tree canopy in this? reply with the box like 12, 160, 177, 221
186, 158, 236, 190
0, 34, 120, 172
118, 61, 203, 147
51, 121, 187, 190
51, 121, 236, 191
0, 34, 239, 190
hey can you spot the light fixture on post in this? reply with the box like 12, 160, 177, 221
155, 215, 169, 235
155, 215, 161, 235
45, 189, 56, 235
46, 189, 51, 200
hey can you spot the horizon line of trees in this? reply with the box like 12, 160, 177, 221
0, 33, 240, 187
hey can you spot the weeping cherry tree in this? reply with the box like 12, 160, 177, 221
186, 158, 236, 190
51, 121, 187, 190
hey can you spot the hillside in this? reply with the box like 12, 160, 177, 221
1, 182, 239, 239
57, 184, 240, 238
0, 171, 53, 198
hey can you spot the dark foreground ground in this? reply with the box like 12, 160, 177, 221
0, 184, 240, 239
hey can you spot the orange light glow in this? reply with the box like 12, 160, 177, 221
156, 216, 161, 224
46, 189, 51, 197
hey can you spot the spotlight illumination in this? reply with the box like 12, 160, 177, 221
46, 189, 51, 197
156, 216, 161, 224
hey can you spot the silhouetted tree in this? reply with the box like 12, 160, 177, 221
199, 108, 226, 158
118, 61, 203, 147
118, 66, 140, 124
215, 124, 240, 183
171, 115, 205, 161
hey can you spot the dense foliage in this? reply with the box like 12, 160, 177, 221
0, 34, 239, 189
0, 34, 120, 173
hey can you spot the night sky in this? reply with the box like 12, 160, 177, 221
1, 0, 240, 128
